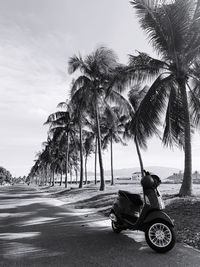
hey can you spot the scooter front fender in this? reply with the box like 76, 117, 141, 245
143, 210, 174, 227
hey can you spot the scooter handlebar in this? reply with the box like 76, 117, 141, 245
143, 170, 150, 176
142, 170, 162, 189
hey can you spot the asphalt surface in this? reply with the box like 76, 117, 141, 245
0, 185, 200, 267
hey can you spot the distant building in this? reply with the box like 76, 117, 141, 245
166, 170, 200, 184
132, 172, 142, 181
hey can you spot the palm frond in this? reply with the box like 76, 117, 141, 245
162, 84, 185, 148
68, 54, 86, 74
128, 52, 166, 83
44, 111, 67, 125
106, 64, 130, 96
131, 0, 193, 61
131, 74, 174, 140
128, 84, 149, 112
70, 75, 91, 96
57, 101, 68, 109
188, 82, 200, 127
105, 90, 131, 115
184, 1, 200, 63
130, 0, 170, 57
86, 46, 118, 76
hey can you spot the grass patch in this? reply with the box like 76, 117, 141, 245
165, 198, 200, 250
74, 192, 117, 209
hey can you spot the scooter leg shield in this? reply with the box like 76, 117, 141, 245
143, 210, 174, 227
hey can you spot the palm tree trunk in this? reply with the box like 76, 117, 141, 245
75, 168, 78, 184
45, 167, 48, 185
60, 172, 62, 186
110, 135, 114, 185
79, 124, 84, 188
70, 170, 72, 184
85, 156, 88, 184
94, 137, 97, 184
135, 136, 144, 178
179, 79, 193, 196
52, 169, 55, 186
95, 106, 105, 191
65, 132, 69, 188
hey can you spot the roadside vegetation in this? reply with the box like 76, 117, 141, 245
27, 0, 200, 199
0, 166, 12, 185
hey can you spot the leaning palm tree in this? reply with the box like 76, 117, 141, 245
129, 0, 200, 196
124, 84, 155, 178
68, 47, 123, 191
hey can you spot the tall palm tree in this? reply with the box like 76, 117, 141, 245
67, 95, 87, 188
86, 117, 99, 184
101, 106, 127, 185
41, 138, 58, 186
45, 101, 75, 188
129, 0, 200, 196
83, 116, 99, 184
83, 131, 95, 184
68, 47, 121, 191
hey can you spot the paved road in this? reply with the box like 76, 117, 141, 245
0, 185, 200, 267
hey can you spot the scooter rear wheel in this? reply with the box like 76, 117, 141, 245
111, 221, 122, 233
145, 219, 175, 253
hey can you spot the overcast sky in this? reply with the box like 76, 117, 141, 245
1, 0, 200, 177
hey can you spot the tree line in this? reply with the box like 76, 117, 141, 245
27, 0, 200, 196
0, 166, 12, 185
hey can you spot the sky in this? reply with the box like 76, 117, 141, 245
0, 0, 200, 177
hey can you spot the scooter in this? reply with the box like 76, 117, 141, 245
109, 170, 175, 253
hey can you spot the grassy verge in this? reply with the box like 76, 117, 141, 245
165, 198, 200, 250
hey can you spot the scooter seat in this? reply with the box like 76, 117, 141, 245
118, 190, 143, 206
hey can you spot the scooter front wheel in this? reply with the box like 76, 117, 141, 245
145, 220, 175, 253
111, 221, 122, 233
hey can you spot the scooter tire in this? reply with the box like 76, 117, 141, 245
111, 221, 122, 233
145, 219, 176, 253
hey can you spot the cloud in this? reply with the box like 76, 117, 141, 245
0, 10, 74, 176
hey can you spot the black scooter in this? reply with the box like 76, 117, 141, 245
110, 171, 175, 253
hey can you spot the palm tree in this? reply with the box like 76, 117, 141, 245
83, 131, 95, 184
67, 95, 86, 188
41, 138, 58, 186
124, 84, 153, 177
85, 117, 99, 185
101, 106, 127, 185
68, 47, 127, 190
45, 101, 75, 188
129, 0, 200, 196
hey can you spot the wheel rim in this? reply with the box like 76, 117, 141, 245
148, 223, 172, 248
